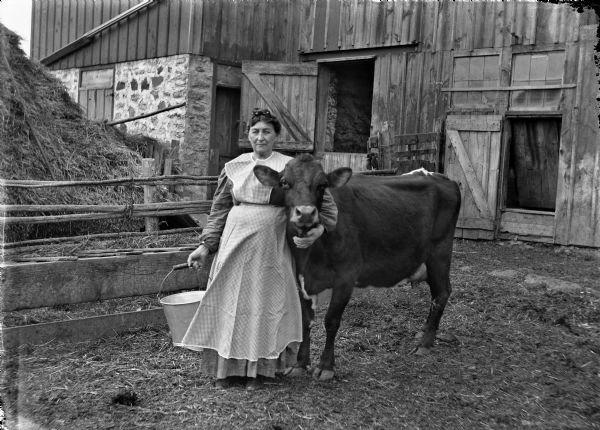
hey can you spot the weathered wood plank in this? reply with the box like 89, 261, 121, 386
98, 0, 111, 64
31, 0, 42, 60
2, 250, 206, 312
326, 0, 342, 49
66, 0, 77, 68
2, 309, 167, 348
447, 130, 493, 219
456, 217, 495, 231
155, 0, 169, 58
167, 0, 181, 56
446, 116, 501, 132
191, 0, 203, 55
243, 62, 318, 76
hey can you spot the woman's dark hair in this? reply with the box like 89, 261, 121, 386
250, 108, 281, 135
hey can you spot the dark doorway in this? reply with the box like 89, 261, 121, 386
506, 117, 561, 211
323, 60, 374, 153
213, 86, 241, 173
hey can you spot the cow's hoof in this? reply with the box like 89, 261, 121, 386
412, 346, 431, 356
414, 331, 424, 339
436, 332, 458, 343
284, 366, 308, 377
311, 367, 335, 381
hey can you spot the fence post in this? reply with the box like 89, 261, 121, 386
142, 158, 159, 232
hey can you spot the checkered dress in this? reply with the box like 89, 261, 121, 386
178, 152, 302, 371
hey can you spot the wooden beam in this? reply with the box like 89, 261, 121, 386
2, 251, 207, 312
1, 200, 212, 213
1, 175, 218, 189
441, 84, 576, 92
107, 102, 186, 126
447, 130, 493, 219
3, 227, 201, 249
446, 116, 501, 132
1, 202, 212, 225
2, 309, 167, 349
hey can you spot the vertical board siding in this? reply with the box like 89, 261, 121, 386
32, 1, 594, 67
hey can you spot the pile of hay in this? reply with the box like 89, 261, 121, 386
0, 24, 163, 242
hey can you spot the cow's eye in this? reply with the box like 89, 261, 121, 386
316, 183, 327, 193
280, 178, 290, 190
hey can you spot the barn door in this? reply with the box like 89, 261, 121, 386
445, 115, 502, 240
240, 61, 318, 152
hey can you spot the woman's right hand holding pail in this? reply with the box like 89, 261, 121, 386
187, 244, 209, 269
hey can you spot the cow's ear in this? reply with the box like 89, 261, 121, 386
327, 167, 352, 189
253, 165, 281, 187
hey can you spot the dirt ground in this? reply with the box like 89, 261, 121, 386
1, 239, 599, 430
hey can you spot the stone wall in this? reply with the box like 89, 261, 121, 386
49, 54, 215, 201
113, 55, 189, 157
49, 68, 79, 102
182, 55, 214, 199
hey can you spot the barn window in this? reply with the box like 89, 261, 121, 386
78, 68, 114, 121
506, 117, 561, 211
452, 55, 500, 107
510, 51, 565, 110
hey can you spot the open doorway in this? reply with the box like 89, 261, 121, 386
320, 60, 374, 164
506, 117, 561, 211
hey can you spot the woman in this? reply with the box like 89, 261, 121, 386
180, 108, 338, 390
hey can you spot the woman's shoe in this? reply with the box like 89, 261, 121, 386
246, 377, 262, 391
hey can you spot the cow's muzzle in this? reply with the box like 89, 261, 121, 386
290, 205, 319, 232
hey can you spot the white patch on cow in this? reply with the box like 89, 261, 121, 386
403, 167, 433, 176
298, 274, 317, 311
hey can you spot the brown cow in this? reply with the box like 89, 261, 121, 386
254, 154, 461, 381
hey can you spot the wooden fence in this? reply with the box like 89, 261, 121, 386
1, 161, 397, 348
1, 161, 218, 348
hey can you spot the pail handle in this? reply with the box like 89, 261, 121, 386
158, 263, 192, 300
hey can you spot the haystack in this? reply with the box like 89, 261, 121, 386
0, 24, 163, 241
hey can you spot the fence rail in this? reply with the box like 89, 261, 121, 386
2, 159, 399, 347
1, 174, 218, 188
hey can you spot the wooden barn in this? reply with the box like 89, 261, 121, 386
30, 0, 599, 247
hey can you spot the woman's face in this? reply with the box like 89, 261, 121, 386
248, 120, 278, 159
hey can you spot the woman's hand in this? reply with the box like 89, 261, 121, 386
187, 244, 210, 269
293, 224, 325, 248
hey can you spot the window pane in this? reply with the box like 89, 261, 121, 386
469, 56, 485, 80
454, 57, 469, 82
547, 52, 565, 81
484, 56, 499, 81
529, 89, 544, 105
543, 89, 561, 107
454, 92, 468, 105
511, 90, 528, 107
482, 91, 497, 104
468, 91, 482, 104
530, 55, 548, 81
512, 55, 530, 83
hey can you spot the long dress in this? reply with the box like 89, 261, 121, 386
178, 151, 306, 378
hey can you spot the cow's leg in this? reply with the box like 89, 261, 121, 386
313, 284, 353, 381
416, 251, 452, 355
289, 295, 316, 376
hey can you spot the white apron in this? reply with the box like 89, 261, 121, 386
178, 152, 302, 361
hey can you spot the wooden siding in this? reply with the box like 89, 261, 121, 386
32, 0, 302, 68
32, 1, 596, 69
554, 26, 600, 247
301, 1, 595, 53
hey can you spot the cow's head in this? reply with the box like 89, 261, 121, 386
254, 154, 352, 235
